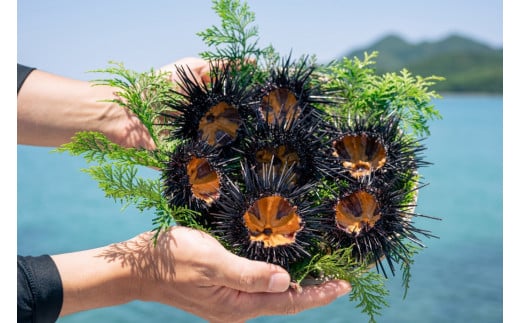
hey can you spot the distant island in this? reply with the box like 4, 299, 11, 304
342, 34, 502, 94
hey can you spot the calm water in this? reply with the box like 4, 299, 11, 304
17, 95, 503, 323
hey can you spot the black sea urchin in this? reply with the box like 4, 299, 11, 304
162, 139, 237, 215
164, 61, 256, 148
237, 111, 340, 187
324, 178, 437, 276
253, 55, 330, 128
211, 162, 325, 269
331, 114, 429, 183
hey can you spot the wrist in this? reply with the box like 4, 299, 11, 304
52, 244, 138, 316
124, 231, 164, 303
86, 84, 127, 141
89, 84, 156, 149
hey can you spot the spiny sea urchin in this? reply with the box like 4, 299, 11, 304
164, 61, 256, 148
237, 111, 340, 187
323, 177, 437, 276
253, 55, 331, 128
330, 114, 429, 183
162, 139, 238, 215
211, 162, 326, 269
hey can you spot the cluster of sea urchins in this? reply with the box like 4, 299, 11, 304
161, 56, 434, 275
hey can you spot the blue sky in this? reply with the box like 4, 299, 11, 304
16, 0, 503, 80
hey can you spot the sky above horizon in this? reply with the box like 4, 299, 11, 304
17, 0, 503, 80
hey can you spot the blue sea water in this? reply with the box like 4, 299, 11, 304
17, 95, 503, 323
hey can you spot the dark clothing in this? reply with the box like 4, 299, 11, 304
17, 64, 36, 93
17, 256, 63, 323
17, 64, 64, 323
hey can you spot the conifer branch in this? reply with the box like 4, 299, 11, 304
197, 0, 270, 64
82, 163, 162, 211
56, 131, 164, 168
319, 52, 443, 137
292, 247, 389, 323
150, 202, 204, 243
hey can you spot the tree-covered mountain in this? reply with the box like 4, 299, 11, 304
342, 34, 502, 94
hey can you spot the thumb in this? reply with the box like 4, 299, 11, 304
215, 252, 291, 293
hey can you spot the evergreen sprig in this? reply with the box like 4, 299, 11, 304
399, 243, 422, 299
197, 0, 268, 62
56, 131, 162, 168
319, 52, 443, 137
81, 162, 201, 242
292, 247, 389, 323
150, 201, 204, 243
83, 163, 161, 211
349, 270, 391, 323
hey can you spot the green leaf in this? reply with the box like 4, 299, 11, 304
55, 131, 163, 168
319, 52, 443, 137
197, 0, 269, 63
81, 163, 162, 212
291, 247, 390, 323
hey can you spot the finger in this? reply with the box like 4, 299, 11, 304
200, 72, 211, 85
249, 280, 352, 317
214, 252, 291, 293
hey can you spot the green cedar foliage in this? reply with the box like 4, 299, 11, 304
317, 52, 443, 137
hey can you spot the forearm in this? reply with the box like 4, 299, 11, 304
17, 69, 122, 147
51, 245, 139, 316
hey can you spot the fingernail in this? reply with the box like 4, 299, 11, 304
268, 273, 290, 292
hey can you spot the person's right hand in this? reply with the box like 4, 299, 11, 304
131, 227, 352, 323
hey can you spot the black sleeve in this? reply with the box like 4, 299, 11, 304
18, 255, 63, 323
17, 64, 36, 94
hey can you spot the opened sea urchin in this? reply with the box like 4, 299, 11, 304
162, 139, 236, 213
323, 177, 437, 276
211, 162, 325, 269
253, 55, 331, 128
331, 114, 429, 183
164, 61, 256, 148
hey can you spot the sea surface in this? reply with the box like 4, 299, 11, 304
17, 95, 503, 323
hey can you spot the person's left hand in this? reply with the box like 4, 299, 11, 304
160, 56, 213, 87
103, 57, 215, 150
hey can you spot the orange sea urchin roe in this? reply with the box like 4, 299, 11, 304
332, 133, 387, 178
335, 190, 381, 235
255, 145, 299, 175
243, 195, 302, 247
198, 102, 240, 147
260, 88, 301, 125
186, 157, 220, 205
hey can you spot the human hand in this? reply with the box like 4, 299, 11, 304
159, 56, 256, 89
126, 227, 351, 323
87, 57, 216, 149
106, 57, 215, 149
160, 56, 213, 88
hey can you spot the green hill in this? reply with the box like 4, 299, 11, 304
343, 34, 502, 94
